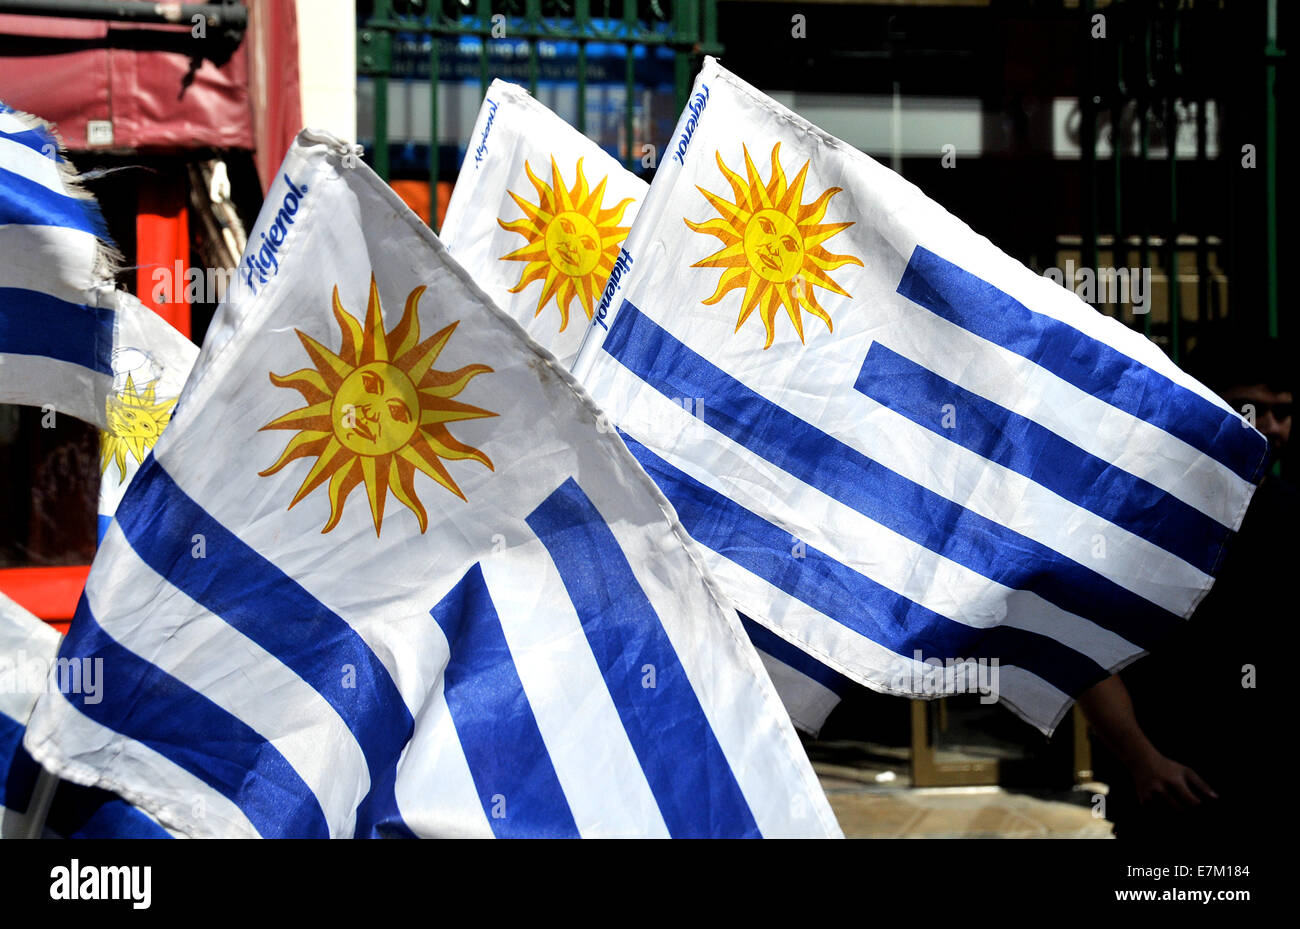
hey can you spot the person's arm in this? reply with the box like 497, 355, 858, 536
1077, 674, 1218, 810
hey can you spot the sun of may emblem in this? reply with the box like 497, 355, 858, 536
100, 375, 176, 483
260, 277, 495, 537
498, 156, 633, 332
686, 143, 863, 349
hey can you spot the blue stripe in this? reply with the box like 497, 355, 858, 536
1, 127, 59, 158
856, 341, 1230, 575
602, 301, 1180, 650
898, 246, 1268, 484
622, 433, 1109, 698
0, 287, 113, 374
56, 597, 329, 837
0, 164, 104, 237
115, 458, 417, 839
739, 614, 853, 696
430, 564, 580, 838
526, 476, 760, 838
96, 514, 112, 544
1, 710, 40, 813
46, 785, 172, 839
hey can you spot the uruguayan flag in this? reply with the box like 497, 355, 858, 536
1, 592, 170, 838
442, 85, 848, 734
441, 81, 647, 370
22, 131, 839, 839
573, 58, 1269, 735
0, 103, 197, 536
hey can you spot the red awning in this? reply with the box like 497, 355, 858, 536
0, 2, 300, 186
0, 12, 252, 152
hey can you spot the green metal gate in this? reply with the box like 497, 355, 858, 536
357, 0, 721, 231
1075, 0, 1285, 361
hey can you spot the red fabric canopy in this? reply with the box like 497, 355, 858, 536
0, 1, 300, 189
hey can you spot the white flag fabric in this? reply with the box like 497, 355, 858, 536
23, 131, 840, 839
573, 58, 1269, 735
1, 592, 170, 838
0, 591, 59, 838
442, 85, 848, 734
95, 290, 197, 541
0, 102, 198, 536
441, 81, 646, 370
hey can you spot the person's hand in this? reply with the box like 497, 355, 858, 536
1132, 752, 1218, 810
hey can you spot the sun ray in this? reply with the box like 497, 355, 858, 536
332, 286, 364, 364
361, 275, 388, 364
288, 437, 352, 508
296, 330, 353, 388
257, 429, 331, 476
262, 282, 494, 533
269, 368, 331, 404
404, 322, 456, 382
501, 192, 550, 227
390, 285, 425, 360
322, 459, 362, 534
418, 363, 492, 397
685, 145, 862, 347
423, 426, 495, 468
389, 457, 427, 533
418, 399, 496, 426
400, 439, 466, 501
360, 455, 388, 537
259, 400, 332, 433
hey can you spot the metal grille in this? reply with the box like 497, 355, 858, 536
1076, 0, 1282, 361
357, 0, 721, 230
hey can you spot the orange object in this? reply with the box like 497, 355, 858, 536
136, 175, 191, 338
0, 565, 89, 633
390, 180, 454, 231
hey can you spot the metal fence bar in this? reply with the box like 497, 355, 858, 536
576, 0, 590, 133
675, 0, 698, 116
1164, 9, 1181, 363
526, 0, 541, 96
478, 0, 491, 96
1195, 85, 1208, 327
1140, 11, 1153, 340
623, 0, 636, 171
1112, 22, 1125, 318
429, 21, 441, 230
1264, 0, 1280, 338
362, 1, 395, 182
1081, 0, 1098, 309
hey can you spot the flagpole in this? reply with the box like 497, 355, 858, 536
22, 626, 65, 838
21, 768, 59, 839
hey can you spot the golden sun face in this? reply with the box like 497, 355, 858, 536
100, 375, 177, 483
260, 277, 495, 537
686, 143, 863, 349
498, 156, 633, 331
